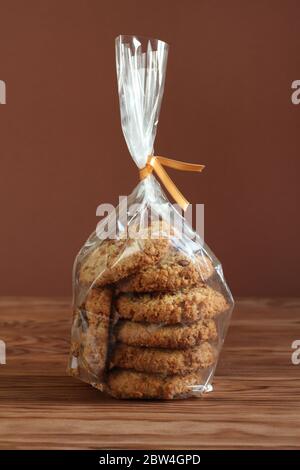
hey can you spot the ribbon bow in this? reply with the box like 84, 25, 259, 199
139, 156, 205, 211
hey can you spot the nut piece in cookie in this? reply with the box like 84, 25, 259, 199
79, 229, 170, 288
106, 369, 207, 399
114, 318, 217, 349
117, 248, 214, 293
68, 286, 113, 386
116, 285, 228, 325
110, 342, 215, 375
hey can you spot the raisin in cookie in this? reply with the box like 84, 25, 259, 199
117, 249, 214, 293
106, 369, 208, 399
114, 318, 217, 349
116, 285, 228, 325
110, 342, 215, 375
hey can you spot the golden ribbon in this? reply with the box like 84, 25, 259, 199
139, 156, 205, 211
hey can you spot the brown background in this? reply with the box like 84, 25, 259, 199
0, 0, 299, 297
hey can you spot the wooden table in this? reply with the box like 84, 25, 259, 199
0, 297, 299, 449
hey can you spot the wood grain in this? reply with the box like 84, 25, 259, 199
0, 297, 299, 449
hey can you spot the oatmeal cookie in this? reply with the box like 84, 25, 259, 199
79, 226, 170, 287
114, 318, 217, 349
106, 369, 207, 399
68, 287, 113, 383
116, 285, 228, 325
110, 342, 215, 375
117, 249, 214, 293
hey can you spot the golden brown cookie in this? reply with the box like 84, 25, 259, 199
116, 285, 228, 325
114, 318, 217, 349
110, 342, 215, 375
117, 249, 214, 293
68, 287, 113, 385
79, 227, 170, 288
106, 369, 207, 399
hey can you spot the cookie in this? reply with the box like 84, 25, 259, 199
114, 318, 217, 349
117, 248, 214, 293
84, 286, 113, 315
106, 369, 207, 399
79, 224, 170, 288
116, 285, 228, 325
110, 342, 215, 375
68, 287, 113, 384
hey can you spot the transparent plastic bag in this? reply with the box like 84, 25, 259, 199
67, 35, 234, 399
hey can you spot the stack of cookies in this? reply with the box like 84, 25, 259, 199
68, 229, 229, 400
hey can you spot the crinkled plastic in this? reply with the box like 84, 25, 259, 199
67, 35, 234, 399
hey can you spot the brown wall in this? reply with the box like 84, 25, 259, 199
0, 0, 299, 297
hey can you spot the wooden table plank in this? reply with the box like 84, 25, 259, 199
0, 297, 299, 449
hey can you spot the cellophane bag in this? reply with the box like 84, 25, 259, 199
67, 35, 234, 399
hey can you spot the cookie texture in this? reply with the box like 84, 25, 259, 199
116, 285, 228, 325
114, 318, 217, 349
84, 286, 113, 315
110, 341, 215, 375
106, 369, 206, 399
79, 231, 170, 288
117, 249, 214, 293
68, 287, 113, 383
